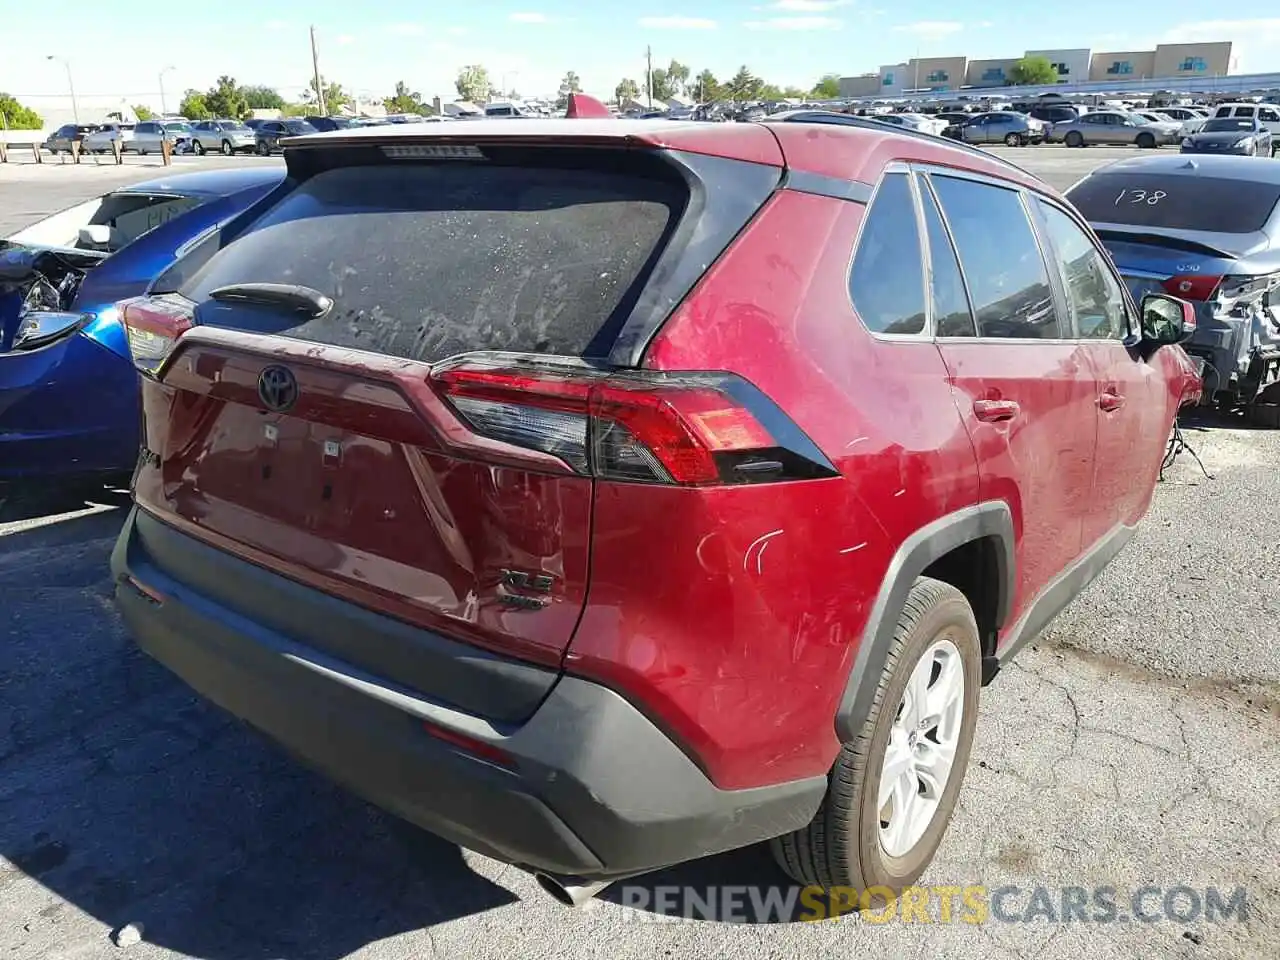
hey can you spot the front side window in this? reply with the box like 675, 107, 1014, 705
929, 175, 1060, 339
848, 173, 926, 336
1036, 201, 1127, 339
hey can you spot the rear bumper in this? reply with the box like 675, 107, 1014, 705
111, 507, 824, 879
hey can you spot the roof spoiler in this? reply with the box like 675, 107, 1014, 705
566, 93, 613, 119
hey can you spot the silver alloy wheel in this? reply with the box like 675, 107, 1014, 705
877, 637, 965, 858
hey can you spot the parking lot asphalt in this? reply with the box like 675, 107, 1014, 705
1, 145, 1278, 960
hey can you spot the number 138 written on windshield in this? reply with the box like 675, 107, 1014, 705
1114, 189, 1167, 206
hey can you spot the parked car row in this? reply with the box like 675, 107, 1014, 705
11, 110, 1280, 917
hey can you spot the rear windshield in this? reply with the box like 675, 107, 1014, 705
1201, 118, 1256, 132
178, 162, 682, 361
1066, 173, 1280, 233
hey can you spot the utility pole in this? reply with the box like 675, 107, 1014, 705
310, 25, 327, 115
159, 65, 174, 116
646, 45, 653, 108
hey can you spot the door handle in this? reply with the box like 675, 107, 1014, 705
1099, 391, 1126, 412
973, 399, 1020, 422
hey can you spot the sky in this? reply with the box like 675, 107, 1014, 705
3, 1, 1280, 114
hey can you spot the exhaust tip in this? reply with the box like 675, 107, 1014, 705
534, 873, 611, 907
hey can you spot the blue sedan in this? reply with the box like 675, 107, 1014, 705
0, 166, 284, 487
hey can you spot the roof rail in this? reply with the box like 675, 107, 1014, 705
767, 111, 1032, 177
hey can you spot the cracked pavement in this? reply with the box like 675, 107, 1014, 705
2, 147, 1279, 959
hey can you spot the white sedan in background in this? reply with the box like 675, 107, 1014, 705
870, 112, 949, 136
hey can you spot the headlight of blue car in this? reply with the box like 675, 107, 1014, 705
13, 310, 88, 350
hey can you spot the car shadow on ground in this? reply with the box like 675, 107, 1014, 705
1, 508, 518, 960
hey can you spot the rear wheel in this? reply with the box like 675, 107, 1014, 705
770, 577, 981, 893
1004, 132, 1023, 147
1065, 131, 1084, 148
1137, 132, 1157, 149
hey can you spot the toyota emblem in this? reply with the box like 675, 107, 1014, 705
257, 365, 298, 412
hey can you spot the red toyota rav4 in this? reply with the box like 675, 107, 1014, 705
111, 120, 1200, 905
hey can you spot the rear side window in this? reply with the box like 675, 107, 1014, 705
929, 175, 1061, 339
849, 173, 926, 335
179, 162, 683, 361
1066, 173, 1280, 233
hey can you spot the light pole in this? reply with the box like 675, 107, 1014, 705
47, 55, 79, 124
159, 65, 175, 116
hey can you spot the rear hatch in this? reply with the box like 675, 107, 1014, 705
126, 133, 782, 674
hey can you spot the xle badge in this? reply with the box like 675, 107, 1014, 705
498, 568, 554, 610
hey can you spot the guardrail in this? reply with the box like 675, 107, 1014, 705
0, 137, 173, 166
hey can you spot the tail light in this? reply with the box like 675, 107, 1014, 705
1161, 275, 1222, 301
119, 295, 194, 374
430, 358, 838, 487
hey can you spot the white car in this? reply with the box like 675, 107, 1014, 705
1212, 102, 1280, 138
190, 119, 257, 155
82, 123, 135, 153
873, 112, 948, 136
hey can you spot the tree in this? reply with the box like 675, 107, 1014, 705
725, 66, 762, 101
456, 65, 493, 103
556, 70, 582, 109
384, 80, 425, 115
692, 70, 722, 102
178, 90, 212, 120
0, 93, 43, 129
782, 85, 807, 98
666, 60, 690, 97
242, 85, 286, 110
132, 104, 156, 120
615, 78, 640, 104
306, 76, 349, 113
649, 68, 677, 101
204, 76, 250, 120
1009, 56, 1059, 86
811, 73, 841, 99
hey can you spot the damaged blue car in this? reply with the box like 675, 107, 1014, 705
0, 166, 284, 489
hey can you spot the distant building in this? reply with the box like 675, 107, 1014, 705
1024, 48, 1091, 84
966, 58, 1018, 87
878, 63, 908, 97
1153, 42, 1233, 79
838, 74, 880, 98
1088, 50, 1157, 82
906, 56, 968, 91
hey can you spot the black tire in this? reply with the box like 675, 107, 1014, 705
770, 577, 981, 894
1065, 131, 1084, 148
221, 139, 233, 156
1004, 132, 1022, 147
1137, 132, 1156, 149
193, 140, 206, 156
257, 141, 269, 156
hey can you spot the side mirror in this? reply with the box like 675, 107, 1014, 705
1141, 292, 1196, 346
78, 225, 113, 248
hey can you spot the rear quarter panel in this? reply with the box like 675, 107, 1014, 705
567, 190, 981, 790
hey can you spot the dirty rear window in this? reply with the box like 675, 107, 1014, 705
1066, 173, 1280, 234
178, 163, 682, 361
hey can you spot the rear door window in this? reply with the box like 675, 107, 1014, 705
1036, 201, 1128, 339
848, 172, 926, 335
1066, 173, 1280, 233
177, 161, 684, 361
917, 176, 975, 337
929, 175, 1061, 339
